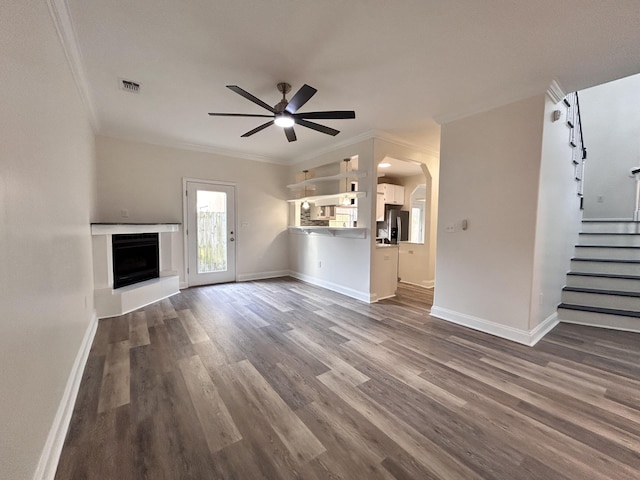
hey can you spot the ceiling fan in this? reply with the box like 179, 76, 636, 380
208, 82, 355, 142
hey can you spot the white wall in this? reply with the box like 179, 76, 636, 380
95, 136, 290, 284
288, 140, 374, 301
0, 2, 97, 479
432, 96, 545, 336
529, 96, 583, 330
580, 74, 640, 219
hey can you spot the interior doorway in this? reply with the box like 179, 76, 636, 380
376, 156, 434, 289
184, 180, 237, 286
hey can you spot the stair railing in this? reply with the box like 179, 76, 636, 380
631, 166, 640, 221
564, 92, 587, 205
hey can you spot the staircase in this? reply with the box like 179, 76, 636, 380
558, 220, 640, 332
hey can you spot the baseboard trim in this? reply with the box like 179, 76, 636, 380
529, 313, 559, 346
399, 280, 434, 290
430, 306, 556, 346
237, 270, 289, 282
289, 271, 371, 303
34, 310, 99, 480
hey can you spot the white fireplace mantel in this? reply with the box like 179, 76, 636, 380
91, 223, 181, 318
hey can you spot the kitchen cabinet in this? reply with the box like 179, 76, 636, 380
377, 183, 405, 206
376, 192, 385, 221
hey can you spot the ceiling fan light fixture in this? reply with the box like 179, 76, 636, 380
274, 114, 295, 128
379, 162, 391, 168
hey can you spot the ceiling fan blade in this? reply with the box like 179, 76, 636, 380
294, 111, 356, 120
296, 119, 339, 136
285, 84, 317, 114
241, 120, 274, 137
284, 127, 297, 142
208, 113, 274, 118
227, 85, 276, 113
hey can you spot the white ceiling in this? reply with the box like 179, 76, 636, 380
378, 157, 424, 179
64, 0, 640, 164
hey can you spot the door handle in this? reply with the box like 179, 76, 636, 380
230, 237, 235, 242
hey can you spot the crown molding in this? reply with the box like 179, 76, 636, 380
371, 130, 440, 158
47, 0, 100, 131
291, 129, 439, 164
433, 85, 548, 125
547, 79, 567, 104
98, 132, 286, 165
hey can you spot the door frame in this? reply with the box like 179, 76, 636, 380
182, 177, 238, 288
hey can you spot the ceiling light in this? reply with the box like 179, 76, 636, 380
379, 162, 391, 168
274, 114, 295, 128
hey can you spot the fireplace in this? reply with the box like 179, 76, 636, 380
112, 233, 159, 289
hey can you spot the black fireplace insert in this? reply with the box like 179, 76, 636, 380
112, 233, 159, 289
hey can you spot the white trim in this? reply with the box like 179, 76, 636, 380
237, 270, 289, 282
33, 311, 99, 480
91, 223, 180, 235
99, 133, 284, 165
433, 86, 545, 125
546, 79, 567, 104
292, 130, 439, 165
182, 179, 238, 288
399, 280, 434, 290
430, 306, 556, 346
46, 0, 99, 131
288, 270, 371, 303
559, 319, 640, 334
529, 313, 560, 346
370, 293, 396, 303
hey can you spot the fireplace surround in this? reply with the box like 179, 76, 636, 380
91, 223, 180, 318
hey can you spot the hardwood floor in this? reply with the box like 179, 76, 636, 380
55, 278, 640, 479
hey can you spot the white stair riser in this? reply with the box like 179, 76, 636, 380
558, 308, 640, 332
578, 234, 640, 246
562, 291, 640, 312
574, 247, 640, 261
570, 260, 640, 276
581, 222, 640, 234
566, 275, 640, 292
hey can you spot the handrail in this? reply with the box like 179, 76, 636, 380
575, 91, 587, 160
632, 167, 640, 221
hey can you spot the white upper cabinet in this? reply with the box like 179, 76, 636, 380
377, 183, 405, 206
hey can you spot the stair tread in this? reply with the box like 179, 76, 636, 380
579, 232, 640, 235
575, 245, 640, 249
558, 303, 640, 318
562, 286, 640, 297
582, 219, 640, 223
571, 258, 640, 263
567, 272, 640, 280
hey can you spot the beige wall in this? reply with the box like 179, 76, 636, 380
529, 96, 583, 329
288, 140, 375, 301
433, 95, 545, 335
0, 2, 97, 479
95, 136, 290, 283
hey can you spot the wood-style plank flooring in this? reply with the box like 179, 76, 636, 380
56, 278, 640, 479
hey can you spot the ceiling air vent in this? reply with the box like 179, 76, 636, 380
119, 79, 141, 94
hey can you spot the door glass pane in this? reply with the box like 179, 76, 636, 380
196, 190, 227, 273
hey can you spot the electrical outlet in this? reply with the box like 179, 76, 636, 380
597, 195, 604, 203
121, 209, 129, 218
318, 261, 322, 268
